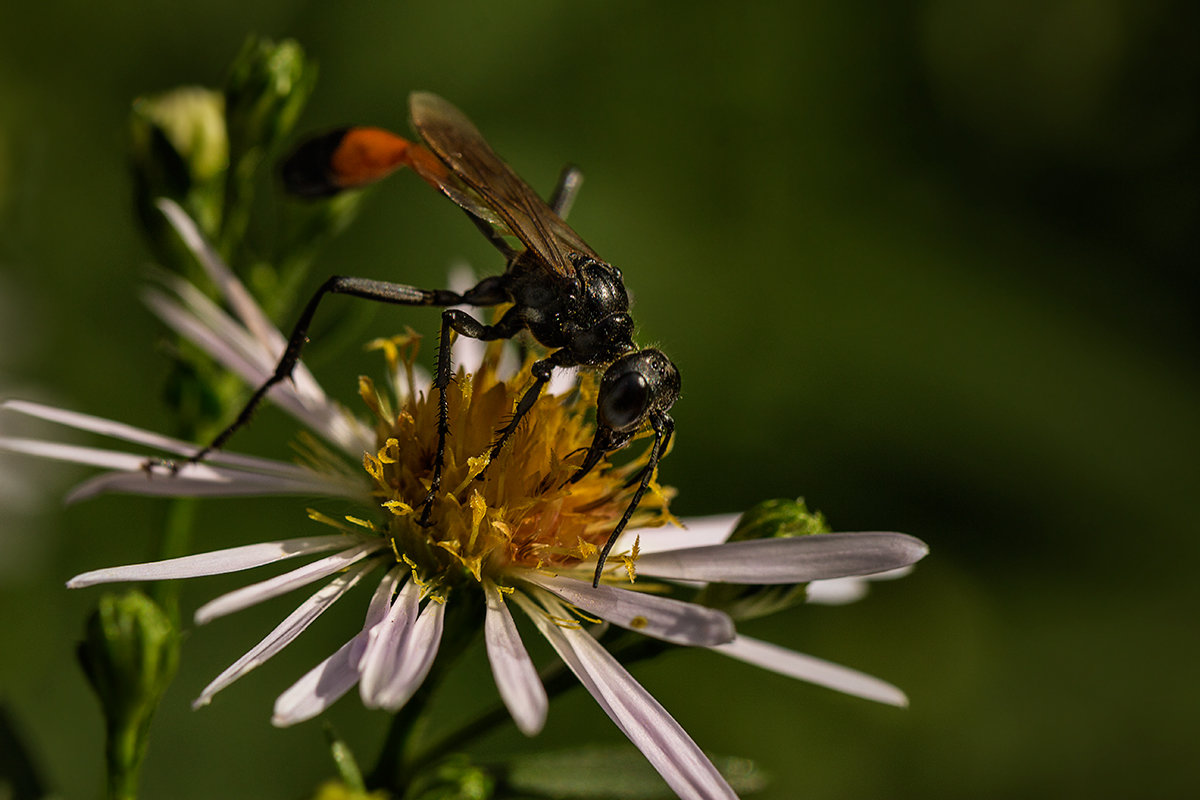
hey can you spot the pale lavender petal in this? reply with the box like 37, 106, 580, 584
64, 466, 365, 504
68, 534, 363, 588
1, 399, 340, 475
3, 400, 198, 458
195, 540, 386, 625
144, 288, 372, 456
483, 581, 547, 736
0, 439, 346, 502
612, 514, 740, 557
271, 567, 403, 726
371, 597, 446, 711
271, 629, 367, 727
157, 199, 287, 356
193, 559, 378, 708
546, 365, 577, 396
635, 532, 929, 584
363, 566, 405, 628
520, 571, 734, 646
359, 579, 421, 705
806, 566, 914, 606
712, 635, 908, 707
0, 437, 155, 472
145, 281, 329, 416
804, 576, 869, 605
514, 591, 737, 800
452, 329, 488, 376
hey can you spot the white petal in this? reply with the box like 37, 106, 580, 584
144, 288, 372, 456
271, 630, 368, 726
804, 576, 869, 605
546, 365, 578, 396
635, 532, 929, 584
193, 559, 378, 708
712, 635, 908, 707
144, 282, 326, 416
520, 571, 734, 647
194, 540, 386, 625
613, 513, 740, 556
1, 399, 346, 476
0, 437, 153, 471
271, 568, 403, 726
363, 566, 406, 628
371, 597, 446, 712
67, 534, 364, 588
157, 199, 287, 355
3, 400, 196, 459
64, 466, 365, 505
0, 439, 344, 501
514, 591, 737, 800
359, 579, 421, 705
483, 580, 547, 736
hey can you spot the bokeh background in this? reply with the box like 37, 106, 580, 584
2, 1, 1197, 798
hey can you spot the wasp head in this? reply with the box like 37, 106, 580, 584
572, 348, 680, 482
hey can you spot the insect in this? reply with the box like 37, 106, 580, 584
186, 92, 680, 587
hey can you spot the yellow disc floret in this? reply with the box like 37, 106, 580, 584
358, 337, 673, 587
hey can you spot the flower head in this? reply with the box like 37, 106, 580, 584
0, 202, 929, 800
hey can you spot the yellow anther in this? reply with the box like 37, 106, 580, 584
377, 438, 400, 464
343, 515, 376, 531
307, 509, 354, 532
362, 453, 384, 483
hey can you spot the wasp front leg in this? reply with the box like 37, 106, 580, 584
419, 305, 528, 526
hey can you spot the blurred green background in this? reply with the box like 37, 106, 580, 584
2, 1, 1197, 798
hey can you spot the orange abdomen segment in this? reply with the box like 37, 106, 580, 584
282, 127, 450, 197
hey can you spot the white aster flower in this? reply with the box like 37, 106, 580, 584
0, 202, 928, 800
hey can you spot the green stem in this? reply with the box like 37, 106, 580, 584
104, 724, 143, 800
411, 634, 670, 767
148, 497, 197, 625
366, 594, 485, 793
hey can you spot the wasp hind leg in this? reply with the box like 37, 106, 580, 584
148, 274, 508, 473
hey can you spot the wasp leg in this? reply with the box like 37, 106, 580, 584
420, 305, 528, 526
478, 348, 578, 477
550, 165, 584, 219
592, 412, 674, 587
161, 274, 509, 471
621, 423, 675, 489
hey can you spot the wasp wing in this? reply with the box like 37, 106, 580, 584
409, 91, 599, 277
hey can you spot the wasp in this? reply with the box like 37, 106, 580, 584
187, 92, 680, 586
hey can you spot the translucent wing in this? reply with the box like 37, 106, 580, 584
409, 91, 599, 277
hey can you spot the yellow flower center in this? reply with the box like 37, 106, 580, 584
358, 334, 673, 586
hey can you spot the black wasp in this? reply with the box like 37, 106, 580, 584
186, 92, 680, 587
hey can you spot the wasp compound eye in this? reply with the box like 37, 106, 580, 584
598, 370, 651, 432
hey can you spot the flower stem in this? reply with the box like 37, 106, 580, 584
366, 592, 484, 793
411, 633, 670, 766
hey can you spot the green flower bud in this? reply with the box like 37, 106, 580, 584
406, 756, 493, 800
77, 591, 180, 800
310, 781, 391, 800
224, 37, 317, 160
129, 86, 227, 241
696, 498, 831, 620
